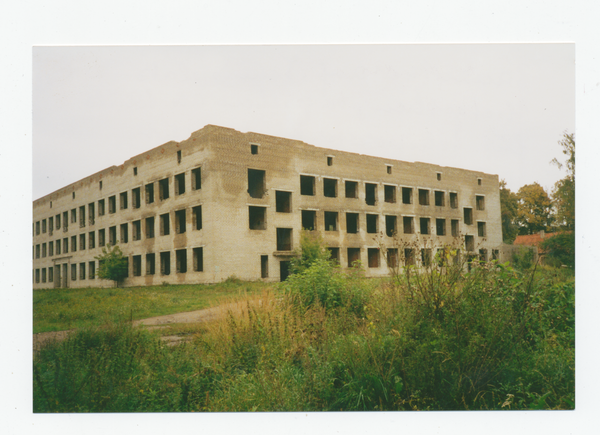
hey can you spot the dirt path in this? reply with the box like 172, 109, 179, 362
33, 302, 242, 353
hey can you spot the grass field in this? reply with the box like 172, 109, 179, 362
33, 278, 270, 334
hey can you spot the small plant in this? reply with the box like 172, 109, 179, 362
95, 244, 128, 287
512, 246, 535, 270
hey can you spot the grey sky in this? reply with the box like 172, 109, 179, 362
33, 44, 574, 200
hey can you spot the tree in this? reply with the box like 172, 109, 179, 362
516, 182, 553, 235
499, 179, 519, 243
551, 132, 575, 231
540, 232, 575, 269
95, 244, 128, 287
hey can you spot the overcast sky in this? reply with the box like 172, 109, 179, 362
32, 44, 574, 200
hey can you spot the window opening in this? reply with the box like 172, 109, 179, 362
403, 216, 414, 234
345, 180, 358, 198
192, 206, 202, 230
177, 149, 182, 163
434, 191, 445, 207
36, 221, 40, 235
346, 213, 359, 234
276, 191, 291, 213
451, 219, 459, 237
49, 241, 54, 256
132, 188, 141, 209
387, 248, 398, 268
347, 248, 360, 267
49, 217, 53, 236
41, 243, 46, 258
88, 203, 95, 225
56, 240, 61, 255
437, 173, 442, 181
492, 249, 500, 261
42, 219, 47, 233
402, 187, 413, 204
366, 214, 378, 234
476, 195, 485, 210
193, 247, 204, 272
368, 248, 380, 268
420, 217, 430, 235
145, 183, 155, 204
300, 175, 315, 196
175, 173, 186, 195
132, 220, 141, 241
479, 249, 488, 262
79, 206, 85, 227
276, 228, 292, 251
120, 192, 128, 210
71, 209, 76, 223
465, 235, 475, 251
418, 189, 430, 206
71, 235, 77, 252
98, 199, 105, 216
251, 144, 259, 155
450, 192, 458, 209
108, 226, 116, 245
279, 261, 291, 282
436, 219, 446, 236
146, 253, 156, 275
35, 244, 40, 259
42, 268, 47, 283
328, 248, 340, 264
79, 234, 86, 250
191, 167, 201, 190
160, 251, 171, 275
302, 210, 316, 231
133, 255, 142, 276
384, 185, 396, 203
99, 180, 103, 190
146, 216, 155, 238
385, 215, 397, 237
249, 206, 267, 230
247, 169, 266, 198
176, 249, 187, 273
108, 196, 116, 214
421, 249, 432, 267
175, 209, 187, 234
464, 207, 473, 225
386, 165, 392, 174
89, 231, 95, 249
324, 211, 338, 231
261, 255, 268, 278
327, 156, 333, 166
72, 192, 75, 200
323, 178, 337, 198
365, 183, 377, 206
160, 213, 170, 236
80, 263, 86, 280
63, 238, 69, 253
98, 229, 106, 247
133, 167, 138, 176
478, 178, 482, 186
477, 221, 486, 237
120, 223, 128, 243
159, 178, 169, 201
71, 264, 77, 281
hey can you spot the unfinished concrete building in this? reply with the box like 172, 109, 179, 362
32, 125, 503, 288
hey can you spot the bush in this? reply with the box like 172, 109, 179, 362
540, 232, 574, 269
512, 246, 535, 270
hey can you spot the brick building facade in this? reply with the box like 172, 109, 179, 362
32, 125, 503, 288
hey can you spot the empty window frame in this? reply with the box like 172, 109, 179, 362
302, 210, 316, 231
248, 169, 266, 198
436, 218, 446, 236
450, 192, 458, 209
56, 240, 61, 255
276, 228, 293, 251
347, 248, 361, 267
62, 211, 68, 231
437, 172, 442, 181
99, 180, 103, 190
71, 235, 77, 252
193, 247, 204, 272
41, 268, 47, 283
108, 226, 116, 245
35, 244, 40, 259
300, 175, 315, 196
451, 219, 459, 237
175, 173, 186, 195
386, 165, 392, 175
35, 269, 40, 284
160, 213, 170, 236
175, 209, 187, 234
98, 229, 106, 247
192, 206, 202, 230
324, 211, 338, 231
345, 180, 358, 198
346, 212, 359, 234
476, 195, 485, 210
133, 167, 138, 176
146, 216, 155, 238
159, 178, 170, 201
89, 231, 95, 249
49, 217, 53, 236
79, 263, 86, 280
71, 264, 77, 282
479, 249, 488, 262
132, 220, 141, 241
120, 192, 128, 210
145, 183, 155, 204
276, 191, 292, 213
78, 206, 85, 227
249, 206, 267, 230
146, 253, 156, 275
385, 215, 397, 237
176, 249, 187, 273
418, 189, 430, 206
261, 255, 268, 278
464, 207, 473, 225
108, 196, 116, 214
132, 255, 142, 276
434, 191, 445, 207
79, 234, 86, 250
49, 241, 54, 256
478, 178, 482, 186
132, 187, 141, 209
328, 247, 340, 264
402, 187, 413, 204
88, 203, 95, 225
191, 167, 201, 190
492, 249, 500, 261
120, 223, 128, 243
98, 199, 105, 216
323, 178, 337, 198
365, 183, 377, 206
420, 217, 430, 235
368, 248, 380, 268
55, 214, 60, 230
63, 238, 69, 253
387, 248, 399, 268
160, 251, 171, 275
384, 185, 396, 203
71, 209, 77, 223
465, 235, 475, 252
176, 149, 182, 163
403, 216, 415, 234
327, 156, 333, 166
477, 221, 487, 237
35, 221, 40, 236
89, 261, 95, 279
42, 219, 46, 233
421, 248, 432, 267
251, 144, 259, 155
42, 243, 47, 257
366, 214, 378, 234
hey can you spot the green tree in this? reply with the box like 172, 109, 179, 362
289, 230, 332, 274
95, 244, 128, 287
540, 232, 575, 269
516, 182, 553, 235
551, 132, 575, 231
499, 179, 519, 243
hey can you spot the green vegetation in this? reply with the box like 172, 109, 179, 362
95, 244, 128, 286
540, 232, 575, 269
33, 280, 267, 334
34, 251, 574, 412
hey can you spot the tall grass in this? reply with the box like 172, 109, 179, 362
34, 261, 574, 412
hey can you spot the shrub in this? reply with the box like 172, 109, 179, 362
512, 246, 535, 270
95, 244, 128, 286
540, 232, 574, 269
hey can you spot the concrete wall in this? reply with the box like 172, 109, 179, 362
32, 125, 504, 288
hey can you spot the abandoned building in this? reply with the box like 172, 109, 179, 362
32, 124, 503, 288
